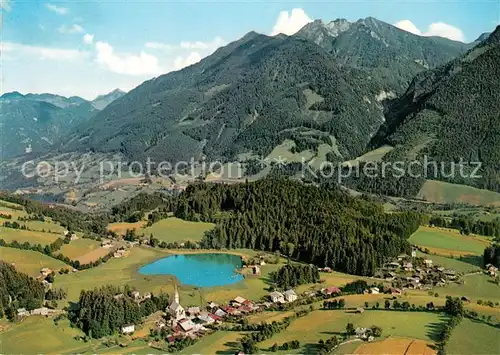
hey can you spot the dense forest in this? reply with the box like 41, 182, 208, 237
71, 285, 169, 338
0, 262, 45, 319
271, 264, 320, 289
175, 179, 422, 275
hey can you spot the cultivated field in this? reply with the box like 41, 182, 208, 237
417, 180, 500, 206
409, 226, 490, 256
0, 226, 61, 246
107, 221, 146, 236
447, 318, 500, 354
353, 337, 435, 355
0, 247, 68, 277
258, 310, 447, 353
143, 217, 215, 243
58, 238, 102, 260
182, 331, 247, 354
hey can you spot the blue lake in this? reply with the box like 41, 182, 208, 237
138, 253, 245, 287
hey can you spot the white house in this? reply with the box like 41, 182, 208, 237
269, 291, 284, 303
284, 289, 298, 303
424, 259, 433, 267
17, 308, 29, 317
369, 287, 380, 295
121, 324, 135, 334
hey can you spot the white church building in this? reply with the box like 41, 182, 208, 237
168, 285, 186, 322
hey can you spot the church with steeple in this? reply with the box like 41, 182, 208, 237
168, 285, 185, 321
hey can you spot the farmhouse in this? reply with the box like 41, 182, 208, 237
269, 291, 285, 303
424, 259, 433, 267
323, 286, 341, 295
233, 296, 247, 306
284, 290, 298, 302
121, 324, 135, 334
131, 291, 140, 300
40, 268, 52, 277
30, 307, 49, 316
214, 308, 227, 318
17, 308, 29, 317
252, 265, 261, 275
207, 302, 219, 310
369, 287, 380, 294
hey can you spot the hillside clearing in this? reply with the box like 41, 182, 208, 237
143, 217, 215, 243
0, 247, 68, 276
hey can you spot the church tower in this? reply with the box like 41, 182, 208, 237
174, 284, 180, 304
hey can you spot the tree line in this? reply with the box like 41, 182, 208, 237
430, 215, 500, 237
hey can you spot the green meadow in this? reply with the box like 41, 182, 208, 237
142, 217, 215, 243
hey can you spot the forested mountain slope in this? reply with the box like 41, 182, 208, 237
296, 17, 470, 92
0, 96, 97, 159
61, 32, 390, 163
371, 26, 500, 192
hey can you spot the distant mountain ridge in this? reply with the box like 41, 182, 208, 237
91, 89, 126, 110
0, 89, 125, 159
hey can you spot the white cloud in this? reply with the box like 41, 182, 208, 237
394, 20, 465, 42
59, 24, 84, 34
95, 41, 164, 76
424, 22, 465, 42
174, 52, 202, 70
393, 20, 421, 35
271, 8, 312, 36
1, 0, 11, 11
2, 42, 87, 61
146, 36, 226, 52
45, 3, 69, 15
83, 34, 94, 45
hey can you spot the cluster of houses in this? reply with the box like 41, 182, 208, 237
269, 290, 298, 303
376, 254, 460, 290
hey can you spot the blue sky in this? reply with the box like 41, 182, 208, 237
1, 0, 498, 99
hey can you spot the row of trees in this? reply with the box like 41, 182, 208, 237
175, 179, 422, 276
430, 216, 500, 237
270, 263, 320, 289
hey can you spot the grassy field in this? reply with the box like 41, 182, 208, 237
58, 238, 102, 260
257, 310, 447, 353
441, 273, 500, 302
447, 318, 500, 355
417, 180, 500, 206
0, 226, 61, 246
415, 251, 482, 273
409, 226, 490, 256
342, 145, 394, 167
0, 317, 91, 354
142, 217, 215, 243
0, 247, 68, 276
353, 337, 435, 355
182, 331, 247, 354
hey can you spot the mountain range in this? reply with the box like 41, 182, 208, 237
1, 17, 499, 197
0, 89, 126, 159
58, 18, 472, 164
